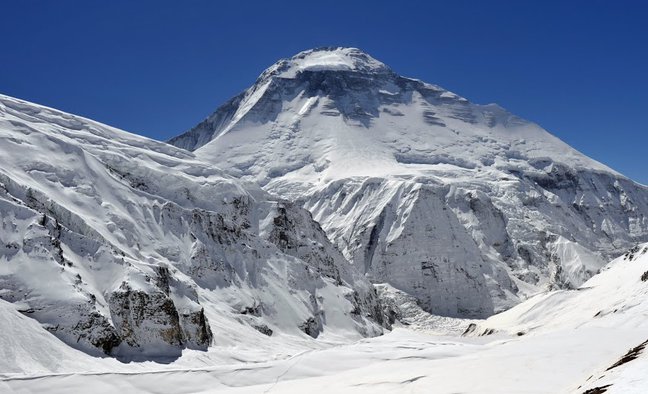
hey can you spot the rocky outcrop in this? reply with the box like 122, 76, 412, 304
108, 280, 212, 356
299, 317, 322, 338
109, 283, 184, 350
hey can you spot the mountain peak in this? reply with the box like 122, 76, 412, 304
170, 47, 618, 181
260, 47, 392, 79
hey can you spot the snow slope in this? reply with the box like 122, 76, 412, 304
0, 93, 387, 361
170, 47, 648, 317
471, 243, 648, 393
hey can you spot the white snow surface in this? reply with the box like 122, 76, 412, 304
170, 47, 648, 317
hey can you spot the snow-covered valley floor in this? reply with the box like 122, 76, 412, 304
3, 243, 648, 393
4, 243, 648, 394
1, 325, 644, 394
6, 242, 648, 394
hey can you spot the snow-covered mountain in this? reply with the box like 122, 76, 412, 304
3, 47, 648, 392
170, 47, 648, 317
0, 93, 387, 360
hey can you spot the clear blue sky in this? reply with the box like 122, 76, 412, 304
1, 1, 646, 183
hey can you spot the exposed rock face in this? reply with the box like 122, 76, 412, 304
299, 317, 322, 338
109, 284, 184, 350
106, 275, 214, 355
107, 281, 213, 356
265, 202, 342, 283
170, 47, 648, 316
262, 200, 390, 327
180, 308, 212, 348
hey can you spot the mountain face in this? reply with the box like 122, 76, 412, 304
0, 93, 387, 359
170, 47, 648, 317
